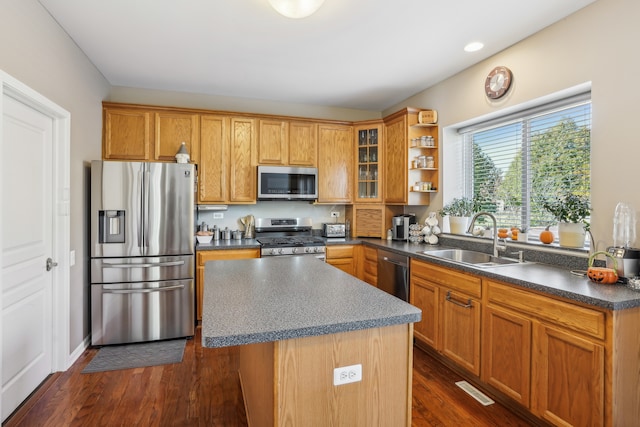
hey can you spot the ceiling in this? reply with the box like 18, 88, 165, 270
39, 0, 596, 111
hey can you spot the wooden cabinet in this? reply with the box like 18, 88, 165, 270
345, 204, 403, 239
484, 280, 606, 426
361, 246, 377, 286
382, 108, 438, 205
199, 115, 229, 203
257, 120, 317, 166
325, 245, 357, 276
531, 322, 604, 427
288, 121, 318, 166
410, 259, 482, 375
482, 304, 532, 406
410, 268, 439, 348
103, 106, 153, 160
198, 115, 256, 204
229, 117, 257, 203
317, 124, 353, 203
154, 111, 200, 163
257, 119, 288, 165
354, 122, 383, 203
382, 111, 408, 204
103, 103, 200, 163
196, 249, 260, 321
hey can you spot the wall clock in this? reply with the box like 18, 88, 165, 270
485, 66, 513, 99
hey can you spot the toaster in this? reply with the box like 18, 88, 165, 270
322, 223, 346, 238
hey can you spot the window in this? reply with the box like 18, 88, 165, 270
458, 92, 591, 240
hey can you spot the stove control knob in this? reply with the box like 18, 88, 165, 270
277, 248, 284, 254
313, 247, 320, 253
304, 247, 311, 253
270, 249, 277, 255
292, 247, 299, 254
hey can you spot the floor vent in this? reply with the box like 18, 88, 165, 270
455, 381, 495, 406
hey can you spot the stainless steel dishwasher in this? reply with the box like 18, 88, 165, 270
377, 249, 410, 302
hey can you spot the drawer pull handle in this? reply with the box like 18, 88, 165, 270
446, 291, 473, 308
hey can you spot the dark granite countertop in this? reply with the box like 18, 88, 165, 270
201, 256, 422, 348
196, 236, 640, 310
358, 239, 640, 310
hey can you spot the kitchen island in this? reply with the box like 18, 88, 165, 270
201, 256, 421, 427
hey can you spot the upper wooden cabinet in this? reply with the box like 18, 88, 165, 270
354, 122, 383, 203
154, 111, 200, 163
317, 124, 353, 203
257, 119, 317, 166
288, 121, 318, 166
229, 117, 257, 203
383, 108, 438, 205
199, 115, 229, 203
198, 115, 256, 204
103, 106, 153, 160
257, 119, 288, 165
103, 103, 200, 163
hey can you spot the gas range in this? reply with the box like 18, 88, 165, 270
255, 217, 326, 257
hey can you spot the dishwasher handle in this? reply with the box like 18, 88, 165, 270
382, 256, 408, 268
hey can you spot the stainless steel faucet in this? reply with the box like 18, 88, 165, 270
466, 212, 507, 257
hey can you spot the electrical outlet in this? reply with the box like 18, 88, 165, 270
333, 364, 362, 386
213, 212, 224, 219
330, 211, 340, 218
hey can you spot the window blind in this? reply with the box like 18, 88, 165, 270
459, 93, 591, 235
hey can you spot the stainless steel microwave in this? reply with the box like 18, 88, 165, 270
257, 166, 318, 201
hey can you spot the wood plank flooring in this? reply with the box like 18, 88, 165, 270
3, 328, 535, 427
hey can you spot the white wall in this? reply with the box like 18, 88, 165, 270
384, 0, 640, 251
0, 0, 110, 355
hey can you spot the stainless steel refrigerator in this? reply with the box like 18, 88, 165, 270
90, 160, 195, 346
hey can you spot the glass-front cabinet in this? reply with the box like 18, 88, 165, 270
354, 122, 383, 202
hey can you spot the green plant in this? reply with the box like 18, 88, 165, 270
439, 197, 478, 217
542, 193, 591, 230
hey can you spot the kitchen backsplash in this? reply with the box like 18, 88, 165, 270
195, 201, 346, 233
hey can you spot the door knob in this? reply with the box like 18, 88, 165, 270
46, 257, 58, 271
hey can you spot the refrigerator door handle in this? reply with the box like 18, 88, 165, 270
138, 167, 144, 249
143, 167, 151, 250
103, 260, 186, 269
102, 284, 185, 294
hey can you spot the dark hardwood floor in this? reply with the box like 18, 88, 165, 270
4, 328, 534, 427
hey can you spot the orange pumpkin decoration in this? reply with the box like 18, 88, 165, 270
539, 226, 554, 244
497, 228, 509, 239
587, 251, 619, 284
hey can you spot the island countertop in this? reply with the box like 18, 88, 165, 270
201, 256, 422, 348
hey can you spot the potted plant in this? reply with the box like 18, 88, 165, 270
439, 197, 478, 234
542, 193, 591, 248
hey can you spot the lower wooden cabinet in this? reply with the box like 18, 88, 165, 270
325, 245, 357, 276
482, 304, 532, 406
531, 322, 604, 427
361, 246, 377, 286
196, 249, 260, 321
410, 259, 482, 375
484, 280, 607, 427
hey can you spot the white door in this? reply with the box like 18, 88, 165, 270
1, 93, 54, 421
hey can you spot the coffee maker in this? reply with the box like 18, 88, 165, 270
392, 214, 416, 241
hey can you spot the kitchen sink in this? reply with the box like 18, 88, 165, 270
417, 249, 524, 268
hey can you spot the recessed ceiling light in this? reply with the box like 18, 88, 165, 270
464, 42, 484, 52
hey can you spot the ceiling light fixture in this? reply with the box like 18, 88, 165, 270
268, 0, 326, 19
464, 42, 484, 52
